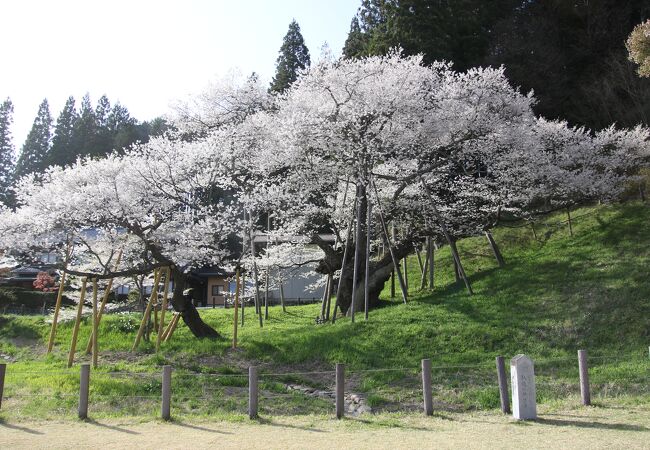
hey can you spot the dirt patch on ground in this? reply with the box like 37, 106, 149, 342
2, 405, 649, 449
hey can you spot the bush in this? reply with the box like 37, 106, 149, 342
0, 287, 67, 310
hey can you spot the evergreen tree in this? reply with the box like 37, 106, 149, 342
269, 20, 311, 93
71, 94, 98, 159
0, 98, 15, 207
108, 102, 139, 152
15, 99, 52, 180
48, 96, 78, 167
342, 17, 369, 59
94, 95, 114, 155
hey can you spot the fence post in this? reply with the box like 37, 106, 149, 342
249, 366, 258, 419
0, 363, 6, 410
336, 363, 344, 419
79, 364, 90, 419
161, 365, 172, 420
421, 359, 433, 416
578, 349, 590, 406
496, 356, 511, 414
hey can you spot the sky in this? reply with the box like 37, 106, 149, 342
0, 0, 360, 150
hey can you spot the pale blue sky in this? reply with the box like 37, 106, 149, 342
0, 0, 360, 149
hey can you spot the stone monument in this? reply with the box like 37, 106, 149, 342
510, 354, 537, 420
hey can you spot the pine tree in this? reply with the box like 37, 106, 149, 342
342, 17, 369, 59
15, 99, 52, 180
94, 94, 114, 156
49, 96, 78, 167
0, 98, 15, 207
269, 20, 311, 93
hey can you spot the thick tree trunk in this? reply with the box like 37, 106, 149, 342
170, 267, 220, 338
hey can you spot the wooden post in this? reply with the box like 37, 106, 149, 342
371, 180, 408, 303
419, 177, 473, 295
567, 207, 574, 237
279, 278, 286, 313
47, 243, 72, 354
421, 359, 433, 416
86, 249, 123, 353
132, 269, 162, 351
415, 243, 424, 275
403, 256, 409, 293
336, 363, 344, 419
241, 272, 246, 325
233, 268, 240, 349
79, 363, 90, 419
333, 197, 358, 324
67, 277, 88, 367
0, 363, 5, 409
164, 313, 181, 342
325, 275, 333, 320
428, 239, 434, 289
364, 202, 372, 321
485, 231, 505, 268
160, 313, 176, 341
350, 187, 363, 323
161, 365, 172, 420
264, 215, 270, 320
496, 356, 511, 414
248, 366, 258, 419
91, 278, 99, 368
420, 242, 429, 290
390, 225, 396, 299
578, 349, 590, 406
156, 267, 172, 352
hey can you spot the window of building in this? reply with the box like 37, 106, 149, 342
212, 285, 224, 296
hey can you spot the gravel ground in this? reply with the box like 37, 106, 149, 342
1, 405, 649, 449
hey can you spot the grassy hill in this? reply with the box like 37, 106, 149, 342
1, 203, 649, 419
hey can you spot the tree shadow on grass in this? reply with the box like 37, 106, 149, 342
536, 417, 649, 432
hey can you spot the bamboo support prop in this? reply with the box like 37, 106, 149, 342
233, 268, 240, 349
91, 278, 99, 368
47, 241, 73, 354
371, 179, 408, 303
364, 202, 372, 321
418, 176, 473, 295
155, 267, 172, 351
67, 277, 88, 367
131, 269, 162, 351
85, 249, 123, 353
420, 240, 429, 290
161, 313, 177, 341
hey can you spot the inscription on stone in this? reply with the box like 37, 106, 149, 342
510, 354, 537, 420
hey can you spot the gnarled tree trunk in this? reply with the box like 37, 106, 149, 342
170, 267, 220, 338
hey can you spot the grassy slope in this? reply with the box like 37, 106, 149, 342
1, 203, 649, 417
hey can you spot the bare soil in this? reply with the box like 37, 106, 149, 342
1, 405, 649, 449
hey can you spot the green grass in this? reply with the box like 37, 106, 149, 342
1, 202, 649, 419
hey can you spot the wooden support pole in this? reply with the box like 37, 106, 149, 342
279, 277, 286, 313
160, 313, 176, 341
567, 207, 574, 237
336, 363, 345, 419
350, 187, 364, 323
91, 278, 99, 368
161, 365, 172, 420
164, 313, 181, 342
332, 197, 358, 324
421, 358, 433, 416
325, 275, 333, 320
419, 176, 473, 295
429, 239, 434, 289
264, 215, 270, 321
403, 255, 409, 293
420, 241, 429, 290
67, 277, 88, 368
364, 202, 372, 321
233, 268, 240, 349
86, 249, 123, 353
248, 366, 258, 419
47, 243, 72, 354
578, 349, 590, 406
390, 226, 396, 299
132, 269, 162, 352
485, 231, 505, 268
371, 180, 408, 303
496, 356, 511, 414
155, 267, 172, 352
241, 272, 247, 325
78, 363, 90, 419
415, 243, 424, 275
0, 363, 5, 410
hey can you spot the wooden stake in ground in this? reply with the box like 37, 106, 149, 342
155, 267, 172, 352
418, 176, 473, 295
233, 268, 240, 349
67, 277, 88, 368
163, 313, 181, 342
85, 249, 123, 353
47, 241, 73, 354
132, 269, 162, 351
371, 179, 408, 303
91, 278, 99, 368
